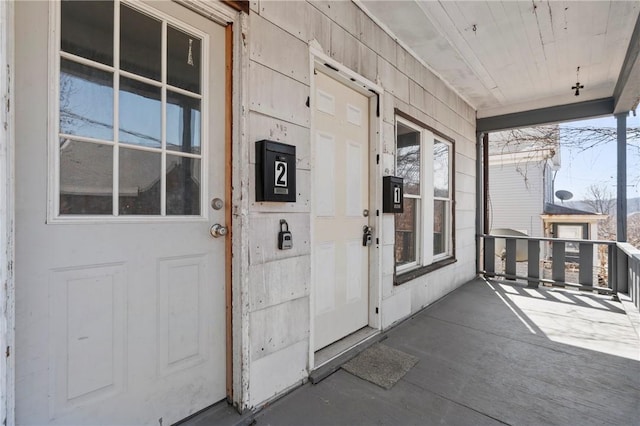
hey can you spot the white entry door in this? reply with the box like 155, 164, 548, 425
14, 1, 227, 424
313, 71, 370, 351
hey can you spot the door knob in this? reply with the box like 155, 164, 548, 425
210, 224, 228, 238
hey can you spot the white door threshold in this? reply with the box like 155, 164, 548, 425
310, 326, 382, 383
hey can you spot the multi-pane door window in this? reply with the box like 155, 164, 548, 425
58, 0, 204, 216
395, 115, 453, 275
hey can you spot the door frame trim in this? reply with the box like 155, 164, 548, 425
308, 42, 384, 369
172, 1, 248, 411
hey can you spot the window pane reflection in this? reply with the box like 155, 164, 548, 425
434, 140, 449, 198
61, 1, 114, 66
167, 155, 201, 215
395, 198, 418, 266
396, 123, 420, 196
60, 139, 113, 215
120, 5, 161, 81
167, 91, 201, 154
434, 200, 447, 255
167, 26, 201, 93
119, 148, 161, 215
119, 77, 161, 148
60, 59, 114, 140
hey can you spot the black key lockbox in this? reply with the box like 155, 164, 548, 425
255, 140, 296, 202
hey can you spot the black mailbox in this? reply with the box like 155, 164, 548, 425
255, 140, 296, 202
382, 176, 403, 213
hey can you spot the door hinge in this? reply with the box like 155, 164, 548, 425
376, 209, 379, 216
375, 307, 379, 314
6, 346, 10, 358
376, 238, 379, 244
376, 154, 379, 164
305, 96, 310, 107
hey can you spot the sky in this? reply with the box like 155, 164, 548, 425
553, 107, 640, 201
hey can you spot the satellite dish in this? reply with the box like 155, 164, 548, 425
555, 190, 573, 203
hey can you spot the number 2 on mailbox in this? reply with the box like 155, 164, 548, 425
275, 161, 287, 187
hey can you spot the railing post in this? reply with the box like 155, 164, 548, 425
505, 238, 516, 279
616, 244, 628, 294
484, 236, 495, 277
528, 239, 539, 288
579, 242, 593, 287
552, 241, 566, 283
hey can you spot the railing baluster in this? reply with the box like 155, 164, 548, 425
609, 245, 616, 292
615, 245, 627, 293
505, 238, 516, 278
552, 241, 565, 283
528, 239, 539, 288
484, 236, 495, 276
579, 242, 593, 287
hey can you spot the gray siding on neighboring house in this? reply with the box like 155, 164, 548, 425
489, 162, 544, 237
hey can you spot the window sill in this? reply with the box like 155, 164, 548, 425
394, 257, 457, 285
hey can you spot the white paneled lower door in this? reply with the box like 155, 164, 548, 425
15, 1, 227, 424
313, 71, 370, 352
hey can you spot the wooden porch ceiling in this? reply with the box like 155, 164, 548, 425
358, 0, 640, 120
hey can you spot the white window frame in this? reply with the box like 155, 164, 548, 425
432, 138, 453, 262
48, 0, 210, 223
395, 115, 454, 275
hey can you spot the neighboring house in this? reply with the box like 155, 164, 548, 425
488, 131, 606, 275
488, 128, 560, 237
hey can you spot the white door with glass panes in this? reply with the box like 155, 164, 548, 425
313, 72, 370, 351
15, 1, 227, 424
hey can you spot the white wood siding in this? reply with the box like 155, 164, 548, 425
243, 0, 477, 408
488, 162, 545, 237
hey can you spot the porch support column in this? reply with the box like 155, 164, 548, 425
616, 113, 627, 242
476, 131, 485, 274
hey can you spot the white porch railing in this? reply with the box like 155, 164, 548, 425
479, 235, 639, 308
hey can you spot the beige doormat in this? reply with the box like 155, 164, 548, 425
341, 343, 419, 390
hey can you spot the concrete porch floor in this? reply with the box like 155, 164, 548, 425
184, 278, 640, 426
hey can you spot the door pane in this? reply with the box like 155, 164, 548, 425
167, 91, 201, 154
60, 59, 114, 141
119, 148, 161, 215
61, 0, 114, 66
167, 26, 201, 94
60, 139, 113, 215
395, 198, 418, 266
119, 77, 161, 148
120, 4, 162, 81
167, 155, 201, 215
396, 123, 420, 196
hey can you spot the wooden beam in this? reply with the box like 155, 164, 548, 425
477, 98, 614, 132
614, 13, 640, 114
221, 1, 249, 15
